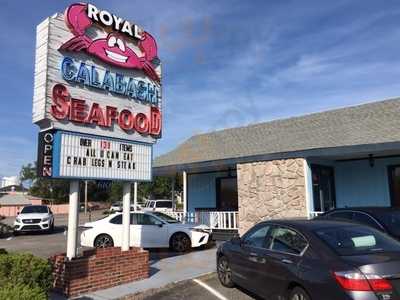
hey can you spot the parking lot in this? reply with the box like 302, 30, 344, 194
0, 211, 105, 257
0, 211, 258, 300
143, 273, 257, 300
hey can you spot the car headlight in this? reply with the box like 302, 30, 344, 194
15, 217, 21, 223
42, 217, 50, 222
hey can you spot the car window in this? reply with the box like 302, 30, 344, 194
242, 224, 271, 248
21, 206, 48, 214
109, 215, 122, 224
351, 212, 382, 231
327, 211, 353, 220
156, 201, 172, 208
315, 225, 400, 256
375, 211, 400, 236
152, 212, 179, 223
268, 226, 308, 255
135, 214, 162, 225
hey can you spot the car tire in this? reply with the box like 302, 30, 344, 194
170, 232, 191, 252
49, 222, 55, 233
94, 234, 114, 248
217, 256, 235, 288
289, 287, 311, 300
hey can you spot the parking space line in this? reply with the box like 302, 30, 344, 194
192, 279, 228, 300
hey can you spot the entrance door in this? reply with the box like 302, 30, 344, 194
216, 177, 238, 211
388, 165, 400, 207
311, 164, 336, 212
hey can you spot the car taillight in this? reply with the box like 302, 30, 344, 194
333, 271, 392, 292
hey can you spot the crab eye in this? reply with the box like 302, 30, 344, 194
107, 36, 117, 47
116, 38, 126, 52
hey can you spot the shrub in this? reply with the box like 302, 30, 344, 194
0, 252, 52, 295
0, 222, 13, 238
0, 283, 46, 300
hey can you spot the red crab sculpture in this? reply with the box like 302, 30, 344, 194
59, 3, 160, 83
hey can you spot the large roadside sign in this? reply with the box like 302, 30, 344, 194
33, 3, 161, 181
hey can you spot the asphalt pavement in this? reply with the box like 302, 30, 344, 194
1, 212, 258, 300
0, 211, 105, 258
143, 273, 258, 300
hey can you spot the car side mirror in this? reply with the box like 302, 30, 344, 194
16, 212, 19, 215
157, 223, 163, 228
231, 236, 241, 245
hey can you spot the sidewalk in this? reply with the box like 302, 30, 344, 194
51, 246, 218, 300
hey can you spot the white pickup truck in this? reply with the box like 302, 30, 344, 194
142, 199, 174, 213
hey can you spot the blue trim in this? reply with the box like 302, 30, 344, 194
51, 174, 152, 182
52, 131, 61, 177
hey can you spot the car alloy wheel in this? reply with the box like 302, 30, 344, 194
290, 287, 310, 300
94, 234, 114, 248
171, 233, 190, 252
217, 256, 234, 288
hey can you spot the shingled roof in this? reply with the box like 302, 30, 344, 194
154, 98, 400, 169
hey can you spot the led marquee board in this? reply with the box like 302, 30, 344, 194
52, 131, 152, 181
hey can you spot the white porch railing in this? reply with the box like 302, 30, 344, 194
308, 211, 324, 219
166, 211, 239, 230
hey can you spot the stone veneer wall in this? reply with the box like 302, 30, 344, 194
237, 158, 307, 235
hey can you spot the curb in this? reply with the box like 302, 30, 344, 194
117, 272, 216, 300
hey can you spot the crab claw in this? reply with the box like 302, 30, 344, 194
139, 32, 158, 62
60, 35, 91, 51
141, 58, 160, 83
64, 3, 92, 36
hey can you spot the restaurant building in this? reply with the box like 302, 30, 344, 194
154, 98, 400, 234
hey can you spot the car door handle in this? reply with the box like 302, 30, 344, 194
281, 259, 293, 264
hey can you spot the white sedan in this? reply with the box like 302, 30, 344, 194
80, 211, 211, 252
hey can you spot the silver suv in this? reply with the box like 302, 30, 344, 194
14, 205, 54, 234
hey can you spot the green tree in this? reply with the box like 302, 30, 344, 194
20, 163, 69, 203
19, 162, 182, 204
137, 176, 181, 202
20, 163, 36, 185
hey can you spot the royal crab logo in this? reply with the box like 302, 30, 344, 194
60, 3, 160, 83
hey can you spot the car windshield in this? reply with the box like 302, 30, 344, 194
151, 212, 179, 223
375, 211, 400, 236
314, 225, 400, 256
21, 206, 48, 214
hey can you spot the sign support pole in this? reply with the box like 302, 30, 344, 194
122, 182, 131, 251
67, 180, 80, 260
133, 182, 138, 212
84, 180, 88, 215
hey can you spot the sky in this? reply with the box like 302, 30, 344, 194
1, 0, 400, 178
